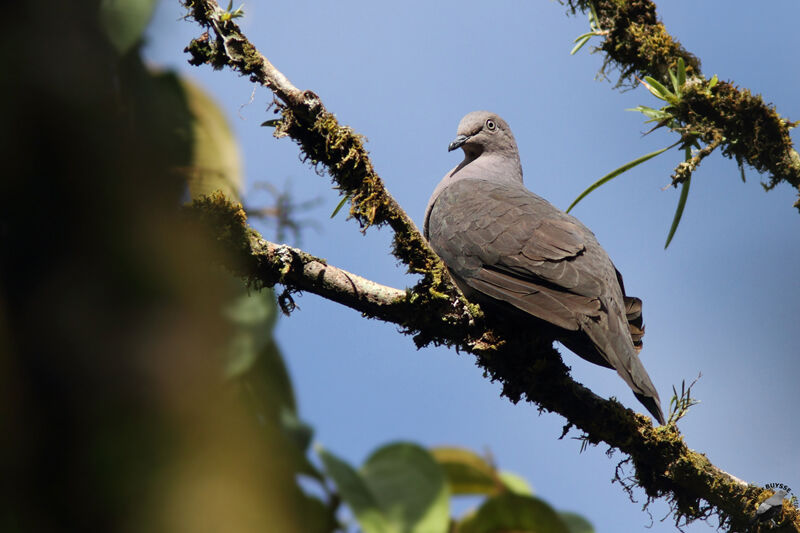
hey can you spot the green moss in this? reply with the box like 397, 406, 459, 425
190, 190, 248, 239
187, 191, 260, 283
681, 81, 800, 196
566, 0, 800, 207
238, 41, 263, 74
594, 0, 699, 87
185, 34, 224, 70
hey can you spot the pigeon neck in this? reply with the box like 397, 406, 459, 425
453, 151, 524, 186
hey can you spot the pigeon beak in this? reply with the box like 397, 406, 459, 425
448, 134, 470, 152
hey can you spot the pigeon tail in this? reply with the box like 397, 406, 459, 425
634, 392, 666, 425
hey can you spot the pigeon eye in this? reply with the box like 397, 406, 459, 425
485, 119, 496, 131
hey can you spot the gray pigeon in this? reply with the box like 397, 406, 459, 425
424, 111, 665, 425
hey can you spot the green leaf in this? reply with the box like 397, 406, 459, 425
318, 447, 393, 533
566, 144, 675, 213
664, 144, 694, 250
279, 407, 324, 481
98, 0, 159, 55
181, 77, 243, 199
295, 489, 341, 533
643, 76, 675, 102
677, 57, 686, 88
362, 443, 450, 533
431, 446, 497, 495
559, 512, 595, 533
668, 67, 680, 96
223, 287, 278, 378
280, 408, 313, 453
236, 338, 327, 482
458, 493, 570, 533
497, 471, 534, 496
627, 105, 671, 122
220, 1, 245, 21
588, 0, 600, 29
573, 32, 596, 43
708, 74, 719, 89
570, 34, 593, 55
261, 119, 281, 127
238, 338, 295, 412
664, 175, 691, 249
331, 193, 350, 218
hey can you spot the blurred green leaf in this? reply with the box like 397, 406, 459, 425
587, 0, 600, 28
567, 144, 675, 213
318, 447, 393, 533
279, 407, 324, 481
431, 446, 498, 495
559, 512, 595, 533
280, 408, 314, 453
123, 65, 194, 175
98, 0, 158, 55
362, 443, 450, 533
295, 489, 341, 533
180, 77, 243, 199
458, 493, 570, 533
431, 447, 534, 499
235, 337, 324, 481
497, 471, 534, 496
238, 337, 295, 414
677, 57, 686, 88
223, 287, 278, 378
708, 74, 719, 89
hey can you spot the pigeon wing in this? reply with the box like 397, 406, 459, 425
428, 178, 664, 424
428, 179, 607, 331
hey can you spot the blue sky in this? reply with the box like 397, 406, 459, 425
145, 2, 800, 531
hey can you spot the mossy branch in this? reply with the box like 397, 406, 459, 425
182, 2, 799, 531
566, 0, 800, 210
182, 0, 460, 316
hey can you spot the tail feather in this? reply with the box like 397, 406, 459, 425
635, 392, 666, 425
581, 312, 665, 425
624, 295, 644, 352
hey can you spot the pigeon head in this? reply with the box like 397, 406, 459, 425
446, 111, 523, 185
448, 111, 518, 159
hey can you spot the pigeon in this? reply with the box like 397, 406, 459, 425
424, 111, 665, 425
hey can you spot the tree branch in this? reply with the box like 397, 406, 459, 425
565, 0, 800, 210
182, 2, 799, 531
